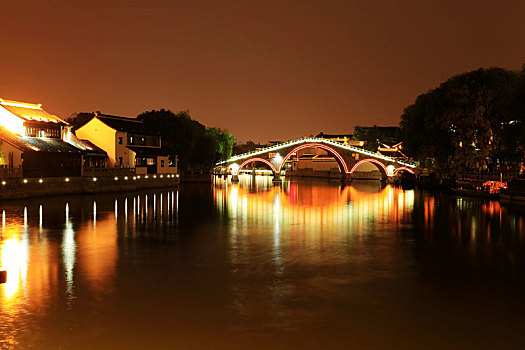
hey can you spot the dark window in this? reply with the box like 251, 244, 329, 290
161, 160, 165, 167
118, 137, 123, 144
119, 157, 123, 166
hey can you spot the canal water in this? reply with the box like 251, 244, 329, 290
1, 176, 524, 349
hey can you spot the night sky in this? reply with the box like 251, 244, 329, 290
1, 0, 523, 142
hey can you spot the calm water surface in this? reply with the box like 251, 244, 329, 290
1, 176, 524, 349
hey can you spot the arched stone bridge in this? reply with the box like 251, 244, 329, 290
215, 137, 417, 182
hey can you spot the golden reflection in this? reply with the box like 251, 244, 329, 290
214, 176, 415, 235
1, 237, 28, 300
77, 210, 117, 294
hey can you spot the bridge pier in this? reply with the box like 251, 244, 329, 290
341, 173, 353, 182
272, 173, 282, 183
231, 174, 239, 183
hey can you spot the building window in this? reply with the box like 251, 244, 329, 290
147, 158, 155, 166
161, 160, 165, 167
118, 137, 123, 144
119, 157, 123, 166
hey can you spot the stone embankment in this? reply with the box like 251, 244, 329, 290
0, 175, 179, 200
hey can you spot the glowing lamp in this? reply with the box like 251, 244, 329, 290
93, 177, 97, 182
23, 179, 28, 183
65, 178, 70, 182
39, 179, 43, 183
114, 177, 118, 181
1, 181, 5, 185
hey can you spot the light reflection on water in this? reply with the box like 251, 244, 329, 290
0, 177, 524, 349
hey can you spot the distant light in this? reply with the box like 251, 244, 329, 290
39, 179, 43, 183
1, 181, 5, 185
114, 177, 119, 181
153, 175, 157, 178
137, 176, 141, 179
176, 174, 179, 178
93, 177, 97, 182
145, 175, 148, 179
274, 153, 283, 162
124, 176, 128, 180
65, 177, 70, 182
133, 176, 137, 180
160, 175, 163, 178
23, 179, 28, 183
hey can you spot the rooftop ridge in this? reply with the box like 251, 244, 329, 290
0, 98, 42, 110
95, 112, 142, 122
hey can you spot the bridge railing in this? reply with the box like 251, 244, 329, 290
220, 137, 418, 168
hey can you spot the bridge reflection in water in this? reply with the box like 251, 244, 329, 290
214, 175, 415, 235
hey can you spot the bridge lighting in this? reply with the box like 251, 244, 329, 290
230, 163, 240, 175
387, 165, 395, 176
274, 153, 282, 162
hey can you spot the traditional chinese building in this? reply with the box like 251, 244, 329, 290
0, 98, 107, 178
75, 112, 177, 174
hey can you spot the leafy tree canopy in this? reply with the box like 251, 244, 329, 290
400, 67, 524, 172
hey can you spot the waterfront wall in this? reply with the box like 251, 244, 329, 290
0, 175, 179, 200
181, 173, 212, 183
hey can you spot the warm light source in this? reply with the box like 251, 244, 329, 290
114, 177, 119, 181
38, 179, 43, 183
0, 105, 25, 135
65, 178, 70, 182
93, 177, 97, 182
1, 181, 5, 185
23, 179, 28, 183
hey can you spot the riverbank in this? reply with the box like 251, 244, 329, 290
0, 175, 179, 200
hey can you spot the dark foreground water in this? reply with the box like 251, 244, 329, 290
1, 176, 524, 349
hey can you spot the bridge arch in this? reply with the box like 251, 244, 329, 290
393, 166, 415, 175
232, 157, 278, 176
349, 159, 389, 179
278, 143, 349, 173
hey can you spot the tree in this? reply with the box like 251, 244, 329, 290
66, 112, 95, 130
138, 109, 235, 172
400, 67, 520, 172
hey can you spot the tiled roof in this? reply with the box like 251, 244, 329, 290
66, 134, 107, 156
95, 113, 157, 135
0, 99, 68, 124
0, 126, 83, 153
22, 137, 83, 153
